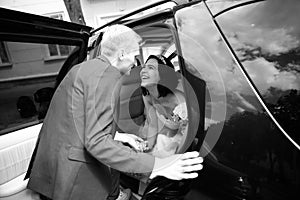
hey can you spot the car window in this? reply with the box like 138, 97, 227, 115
175, 1, 299, 199
0, 41, 77, 135
216, 0, 300, 146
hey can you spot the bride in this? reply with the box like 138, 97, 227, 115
138, 55, 188, 158
114, 55, 188, 158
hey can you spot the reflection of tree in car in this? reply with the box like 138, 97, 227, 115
212, 98, 300, 196
267, 89, 300, 143
266, 89, 300, 184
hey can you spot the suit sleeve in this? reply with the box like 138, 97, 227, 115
82, 66, 155, 174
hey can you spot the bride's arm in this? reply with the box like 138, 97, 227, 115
114, 132, 147, 151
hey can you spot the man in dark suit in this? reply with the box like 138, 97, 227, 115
27, 25, 203, 200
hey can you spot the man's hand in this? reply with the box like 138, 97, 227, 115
150, 151, 203, 180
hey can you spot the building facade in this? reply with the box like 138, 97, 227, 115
0, 0, 154, 81
0, 0, 154, 131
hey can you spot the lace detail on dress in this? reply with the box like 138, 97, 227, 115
151, 103, 188, 158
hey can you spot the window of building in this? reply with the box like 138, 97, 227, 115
0, 41, 11, 67
46, 44, 70, 59
96, 13, 122, 27
48, 13, 63, 20
45, 13, 71, 60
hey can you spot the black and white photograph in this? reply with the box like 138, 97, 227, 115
0, 0, 299, 200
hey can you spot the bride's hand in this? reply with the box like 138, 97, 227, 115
114, 132, 148, 151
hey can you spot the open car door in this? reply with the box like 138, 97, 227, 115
0, 7, 91, 199
0, 7, 92, 133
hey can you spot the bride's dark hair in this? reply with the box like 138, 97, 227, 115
141, 55, 179, 98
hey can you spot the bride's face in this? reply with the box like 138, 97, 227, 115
140, 58, 160, 87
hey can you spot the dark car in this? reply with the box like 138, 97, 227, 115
0, 0, 299, 200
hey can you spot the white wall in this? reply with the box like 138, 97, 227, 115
0, 42, 66, 80
81, 0, 151, 28
0, 0, 72, 81
0, 0, 163, 80
0, 0, 70, 21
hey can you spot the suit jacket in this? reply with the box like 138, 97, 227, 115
27, 56, 155, 200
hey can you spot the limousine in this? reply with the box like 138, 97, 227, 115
0, 0, 299, 199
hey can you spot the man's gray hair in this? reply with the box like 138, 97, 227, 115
100, 24, 141, 57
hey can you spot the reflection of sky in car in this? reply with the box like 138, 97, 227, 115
175, 0, 300, 122
178, 1, 299, 93
176, 4, 235, 124
216, 0, 300, 94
